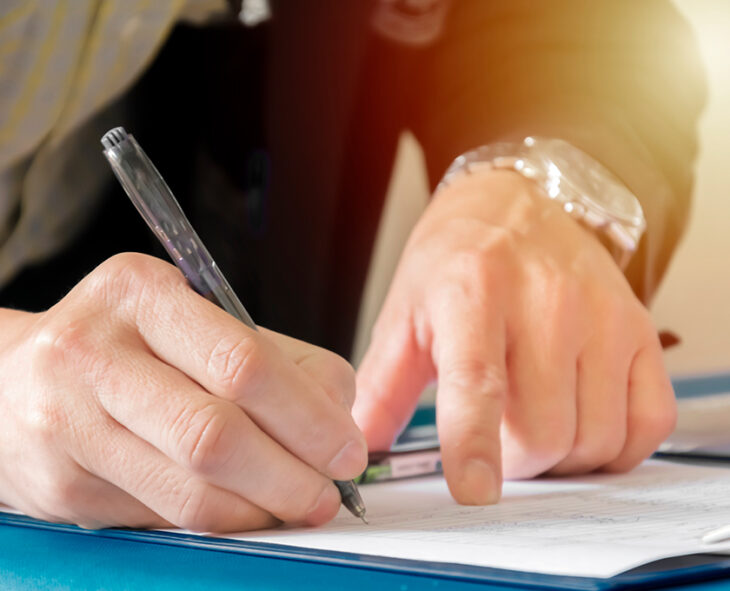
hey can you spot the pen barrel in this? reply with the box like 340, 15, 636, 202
102, 130, 256, 330
199, 264, 256, 328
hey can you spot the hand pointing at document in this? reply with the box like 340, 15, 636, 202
354, 166, 677, 505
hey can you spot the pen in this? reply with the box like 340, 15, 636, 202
100, 126, 367, 524
702, 524, 730, 545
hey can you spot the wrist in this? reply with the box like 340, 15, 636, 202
431, 167, 563, 237
436, 137, 646, 270
425, 166, 619, 274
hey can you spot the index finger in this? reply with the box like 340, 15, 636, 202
432, 289, 507, 505
259, 328, 357, 411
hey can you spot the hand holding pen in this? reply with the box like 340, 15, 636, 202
0, 241, 368, 533
0, 127, 369, 533
101, 127, 368, 525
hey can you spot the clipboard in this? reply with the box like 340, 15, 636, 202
3, 510, 730, 591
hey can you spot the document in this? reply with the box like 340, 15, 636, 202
229, 460, 730, 579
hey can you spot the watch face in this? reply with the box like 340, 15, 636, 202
538, 139, 645, 228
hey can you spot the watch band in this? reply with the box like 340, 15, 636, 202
436, 137, 646, 270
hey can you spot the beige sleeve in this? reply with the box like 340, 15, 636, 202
0, 0, 189, 287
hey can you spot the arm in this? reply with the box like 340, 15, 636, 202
354, 0, 705, 503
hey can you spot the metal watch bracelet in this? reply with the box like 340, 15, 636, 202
435, 137, 646, 270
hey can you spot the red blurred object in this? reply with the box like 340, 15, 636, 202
658, 330, 681, 350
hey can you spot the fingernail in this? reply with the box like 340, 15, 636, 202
306, 485, 340, 525
460, 458, 500, 505
327, 439, 367, 479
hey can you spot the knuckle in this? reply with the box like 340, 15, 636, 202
442, 219, 517, 260
600, 292, 633, 323
514, 418, 573, 468
270, 480, 323, 523
533, 274, 585, 340
175, 482, 221, 531
31, 316, 102, 378
24, 400, 66, 446
537, 433, 574, 467
327, 353, 356, 392
636, 396, 677, 443
84, 253, 149, 301
552, 273, 583, 314
444, 360, 507, 401
450, 250, 493, 287
569, 434, 623, 470
206, 334, 266, 399
588, 293, 648, 349
26, 327, 95, 443
596, 289, 649, 333
84, 253, 182, 315
320, 352, 356, 407
38, 471, 86, 519
440, 239, 516, 302
102, 252, 177, 282
176, 404, 236, 475
478, 226, 518, 260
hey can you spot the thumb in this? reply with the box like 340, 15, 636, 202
353, 318, 434, 451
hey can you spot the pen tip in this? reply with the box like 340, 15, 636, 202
361, 515, 369, 525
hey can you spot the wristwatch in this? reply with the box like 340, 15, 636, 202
436, 137, 647, 270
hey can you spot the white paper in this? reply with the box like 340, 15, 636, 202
227, 460, 730, 578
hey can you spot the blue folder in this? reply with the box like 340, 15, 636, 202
4, 507, 730, 590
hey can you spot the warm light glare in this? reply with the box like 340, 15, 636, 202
678, 1, 730, 95
652, 1, 730, 374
